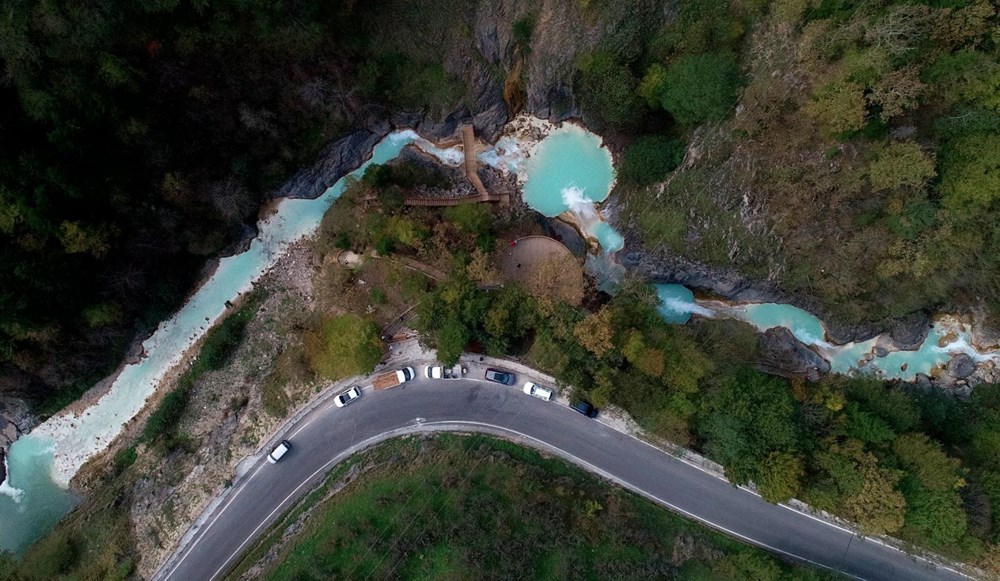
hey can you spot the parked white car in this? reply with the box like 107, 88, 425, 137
268, 440, 291, 464
334, 386, 362, 407
522, 381, 553, 401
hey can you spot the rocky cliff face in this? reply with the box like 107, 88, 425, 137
0, 400, 32, 485
273, 128, 391, 200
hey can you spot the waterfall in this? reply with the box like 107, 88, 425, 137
661, 296, 714, 318
561, 185, 597, 221
0, 454, 23, 503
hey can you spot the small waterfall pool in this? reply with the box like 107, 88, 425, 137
519, 124, 623, 252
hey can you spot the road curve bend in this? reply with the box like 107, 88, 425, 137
155, 375, 972, 581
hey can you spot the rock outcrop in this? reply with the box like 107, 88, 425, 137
887, 312, 931, 350
757, 327, 831, 382
273, 127, 391, 200
843, 313, 930, 353
0, 412, 26, 485
618, 249, 755, 301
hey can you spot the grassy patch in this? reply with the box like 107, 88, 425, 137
229, 435, 841, 580
303, 313, 383, 380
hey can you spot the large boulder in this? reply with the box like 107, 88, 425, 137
947, 353, 976, 379
886, 312, 930, 351
823, 318, 884, 346
757, 327, 831, 381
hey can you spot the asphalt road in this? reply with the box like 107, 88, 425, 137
155, 372, 970, 581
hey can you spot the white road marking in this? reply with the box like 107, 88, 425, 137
159, 379, 976, 581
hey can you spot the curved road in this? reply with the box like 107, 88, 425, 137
155, 371, 970, 581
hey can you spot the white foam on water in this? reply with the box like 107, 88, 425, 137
559, 186, 626, 253
936, 334, 1000, 363
661, 297, 714, 318
478, 136, 526, 174
561, 185, 595, 218
412, 137, 464, 166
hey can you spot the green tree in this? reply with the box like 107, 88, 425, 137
304, 314, 383, 379
817, 439, 907, 536
659, 53, 740, 126
444, 204, 492, 236
923, 50, 1000, 112
620, 136, 685, 185
940, 134, 1000, 210
900, 480, 968, 548
637, 64, 668, 108
59, 221, 113, 257
697, 369, 804, 486
806, 79, 867, 135
576, 51, 642, 129
435, 318, 469, 365
892, 433, 964, 492
868, 141, 936, 193
482, 285, 535, 355
845, 378, 921, 433
845, 403, 897, 445
843, 451, 907, 535
758, 451, 805, 504
573, 308, 616, 358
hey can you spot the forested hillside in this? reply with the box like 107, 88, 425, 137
610, 0, 1000, 326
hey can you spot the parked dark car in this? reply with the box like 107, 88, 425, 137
570, 399, 598, 418
484, 368, 516, 385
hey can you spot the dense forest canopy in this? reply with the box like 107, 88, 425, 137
0, 0, 476, 410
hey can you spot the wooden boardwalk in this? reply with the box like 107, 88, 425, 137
364, 125, 510, 207
462, 125, 491, 200
404, 125, 508, 207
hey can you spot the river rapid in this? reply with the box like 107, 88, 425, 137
3, 116, 997, 555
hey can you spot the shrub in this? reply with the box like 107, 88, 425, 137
513, 15, 535, 48
620, 136, 685, 185
112, 446, 138, 474
141, 386, 190, 444
868, 141, 936, 192
82, 303, 122, 328
262, 375, 292, 417
18, 531, 77, 578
